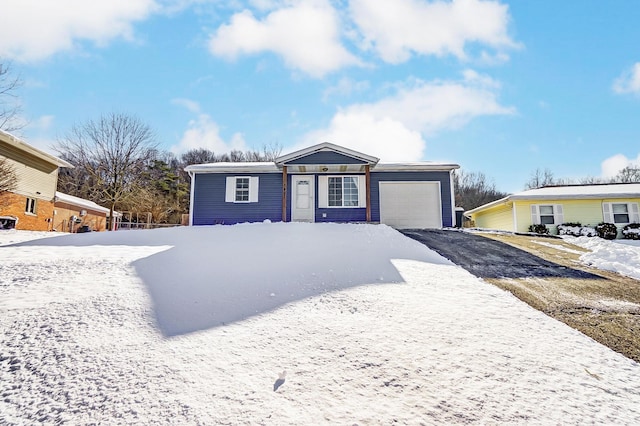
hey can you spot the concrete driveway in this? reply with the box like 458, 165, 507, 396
400, 229, 601, 280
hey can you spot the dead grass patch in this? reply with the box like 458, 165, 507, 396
479, 233, 640, 363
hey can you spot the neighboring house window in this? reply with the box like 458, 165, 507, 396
603, 202, 640, 224
25, 197, 37, 215
318, 175, 365, 208
530, 204, 563, 225
225, 176, 259, 203
328, 176, 358, 207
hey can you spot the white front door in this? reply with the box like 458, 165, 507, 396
291, 175, 315, 222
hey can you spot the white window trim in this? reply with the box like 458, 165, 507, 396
225, 176, 259, 203
318, 175, 366, 208
25, 197, 37, 215
530, 204, 563, 225
603, 202, 640, 224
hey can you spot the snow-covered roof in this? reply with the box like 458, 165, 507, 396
185, 162, 280, 173
466, 183, 640, 215
55, 192, 111, 215
185, 161, 459, 174
0, 129, 73, 168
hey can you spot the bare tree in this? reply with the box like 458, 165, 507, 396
0, 157, 17, 193
454, 170, 508, 210
56, 113, 157, 229
525, 168, 556, 189
611, 166, 640, 183
0, 62, 23, 132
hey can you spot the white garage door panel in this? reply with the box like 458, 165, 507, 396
379, 181, 442, 229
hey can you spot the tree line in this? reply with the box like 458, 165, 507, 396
55, 112, 281, 225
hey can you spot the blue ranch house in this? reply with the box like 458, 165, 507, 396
185, 142, 460, 229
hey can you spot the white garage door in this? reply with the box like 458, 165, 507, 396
379, 181, 442, 229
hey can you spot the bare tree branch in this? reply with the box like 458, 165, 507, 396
0, 156, 18, 193
0, 62, 23, 132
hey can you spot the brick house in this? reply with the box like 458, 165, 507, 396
0, 129, 72, 231
53, 191, 112, 232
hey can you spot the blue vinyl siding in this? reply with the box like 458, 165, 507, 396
192, 173, 282, 225
191, 169, 454, 227
285, 151, 367, 165
370, 171, 454, 227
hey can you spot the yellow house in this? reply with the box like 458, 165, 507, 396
0, 129, 73, 231
465, 183, 640, 238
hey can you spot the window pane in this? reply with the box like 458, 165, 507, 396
343, 177, 359, 206
539, 205, 554, 215
614, 213, 630, 224
612, 203, 628, 214
540, 215, 555, 225
328, 177, 342, 207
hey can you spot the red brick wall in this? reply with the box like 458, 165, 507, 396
0, 192, 55, 231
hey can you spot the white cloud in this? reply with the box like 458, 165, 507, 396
208, 0, 360, 78
613, 63, 640, 95
300, 112, 426, 161
0, 0, 157, 62
171, 100, 247, 155
296, 71, 514, 161
349, 0, 518, 63
601, 153, 640, 178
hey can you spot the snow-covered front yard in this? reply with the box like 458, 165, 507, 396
1, 223, 640, 424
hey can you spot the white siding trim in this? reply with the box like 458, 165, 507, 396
630, 203, 640, 223
512, 202, 518, 232
318, 175, 328, 208
249, 176, 259, 203
357, 175, 366, 208
554, 204, 564, 224
602, 202, 613, 223
530, 205, 540, 225
450, 170, 456, 227
188, 172, 195, 226
225, 177, 235, 203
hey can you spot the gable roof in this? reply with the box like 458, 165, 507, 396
0, 129, 73, 168
55, 192, 111, 214
275, 142, 379, 166
466, 183, 640, 215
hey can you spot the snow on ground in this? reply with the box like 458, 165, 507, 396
530, 239, 586, 255
1, 224, 640, 424
565, 235, 640, 281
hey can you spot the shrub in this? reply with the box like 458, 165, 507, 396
557, 222, 597, 237
622, 223, 640, 240
557, 222, 582, 236
595, 222, 618, 240
528, 224, 549, 234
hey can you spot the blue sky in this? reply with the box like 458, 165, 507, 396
2, 0, 640, 193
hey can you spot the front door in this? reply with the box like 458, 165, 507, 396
291, 175, 315, 222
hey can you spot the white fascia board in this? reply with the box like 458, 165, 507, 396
373, 162, 460, 172
184, 162, 280, 174
275, 142, 379, 165
464, 195, 512, 215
